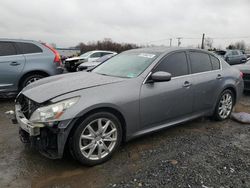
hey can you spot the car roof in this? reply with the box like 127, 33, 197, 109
124, 47, 211, 55
0, 38, 39, 43
88, 50, 117, 53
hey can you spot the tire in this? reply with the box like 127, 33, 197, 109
213, 89, 234, 121
20, 74, 45, 89
70, 112, 122, 166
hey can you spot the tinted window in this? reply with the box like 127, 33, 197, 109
101, 52, 112, 56
190, 52, 212, 73
154, 52, 188, 77
232, 50, 239, 55
16, 42, 42, 54
90, 52, 102, 58
0, 42, 17, 56
210, 55, 220, 70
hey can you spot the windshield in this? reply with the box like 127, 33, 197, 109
80, 51, 93, 58
92, 52, 159, 78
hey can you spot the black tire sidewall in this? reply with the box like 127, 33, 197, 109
214, 89, 234, 121
71, 112, 122, 166
21, 74, 44, 89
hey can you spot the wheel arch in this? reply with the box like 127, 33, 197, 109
18, 70, 50, 90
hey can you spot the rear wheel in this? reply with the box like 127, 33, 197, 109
70, 112, 122, 166
20, 74, 45, 89
214, 89, 234, 121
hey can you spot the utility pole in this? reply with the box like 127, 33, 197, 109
201, 33, 205, 49
177, 37, 182, 47
169, 38, 172, 47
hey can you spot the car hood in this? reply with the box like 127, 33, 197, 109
233, 64, 250, 73
66, 57, 85, 61
21, 72, 126, 103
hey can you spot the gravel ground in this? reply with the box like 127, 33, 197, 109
0, 94, 250, 188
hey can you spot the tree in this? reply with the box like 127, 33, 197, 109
227, 40, 246, 51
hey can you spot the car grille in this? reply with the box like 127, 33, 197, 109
17, 94, 41, 119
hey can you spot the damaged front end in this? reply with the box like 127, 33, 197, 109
7, 94, 75, 159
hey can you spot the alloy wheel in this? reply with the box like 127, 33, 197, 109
218, 92, 233, 119
79, 118, 117, 160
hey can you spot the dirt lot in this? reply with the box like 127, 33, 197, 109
0, 94, 250, 188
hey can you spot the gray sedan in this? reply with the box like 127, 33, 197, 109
10, 47, 243, 166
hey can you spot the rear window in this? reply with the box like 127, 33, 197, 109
0, 42, 17, 56
190, 52, 212, 73
16, 42, 42, 54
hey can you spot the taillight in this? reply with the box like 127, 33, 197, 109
42, 43, 62, 65
240, 71, 244, 78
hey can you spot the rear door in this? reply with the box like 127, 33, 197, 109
140, 51, 193, 128
0, 41, 25, 92
188, 51, 222, 112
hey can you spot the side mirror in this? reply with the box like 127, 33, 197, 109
150, 71, 172, 82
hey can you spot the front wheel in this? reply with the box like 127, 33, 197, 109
214, 89, 234, 121
70, 112, 122, 166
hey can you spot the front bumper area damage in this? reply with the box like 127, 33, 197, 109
7, 104, 74, 159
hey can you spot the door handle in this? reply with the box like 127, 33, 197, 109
10, 62, 20, 66
216, 74, 222, 80
183, 81, 192, 88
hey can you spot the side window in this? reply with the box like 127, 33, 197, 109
101, 52, 112, 56
90, 52, 102, 58
0, 42, 17, 56
232, 50, 239, 56
190, 52, 212, 73
154, 52, 189, 77
210, 55, 220, 70
16, 42, 42, 54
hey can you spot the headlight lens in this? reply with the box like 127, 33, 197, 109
29, 97, 80, 123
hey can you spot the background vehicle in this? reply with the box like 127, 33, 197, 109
12, 47, 243, 166
233, 59, 250, 91
64, 50, 116, 72
0, 39, 63, 97
214, 50, 247, 65
77, 54, 116, 71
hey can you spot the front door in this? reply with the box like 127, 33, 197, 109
140, 51, 193, 128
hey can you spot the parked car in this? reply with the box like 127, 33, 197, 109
9, 47, 243, 166
233, 60, 250, 91
64, 50, 116, 72
214, 50, 247, 65
0, 39, 63, 97
77, 54, 116, 71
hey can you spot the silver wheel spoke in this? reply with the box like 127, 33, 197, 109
98, 145, 102, 159
87, 126, 97, 136
102, 120, 110, 134
81, 142, 94, 151
81, 134, 94, 140
103, 129, 116, 138
103, 137, 116, 142
87, 143, 97, 158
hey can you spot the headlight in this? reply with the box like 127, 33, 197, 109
29, 97, 80, 123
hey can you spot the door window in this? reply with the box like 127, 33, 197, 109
189, 52, 212, 73
153, 52, 189, 77
232, 50, 239, 56
0, 42, 17, 56
210, 55, 220, 70
90, 52, 102, 58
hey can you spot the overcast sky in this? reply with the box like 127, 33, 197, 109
1, 0, 250, 48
